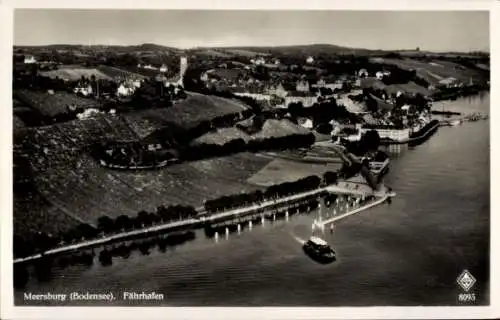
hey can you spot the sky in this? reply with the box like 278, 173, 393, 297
14, 10, 490, 52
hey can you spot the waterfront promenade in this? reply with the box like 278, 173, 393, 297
13, 180, 384, 265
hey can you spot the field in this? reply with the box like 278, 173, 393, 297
14, 191, 82, 238
15, 89, 103, 117
370, 57, 487, 85
123, 92, 250, 135
192, 119, 310, 145
360, 78, 432, 97
14, 110, 324, 237
39, 67, 112, 81
193, 127, 252, 145
220, 49, 271, 57
97, 65, 148, 80
16, 151, 271, 234
192, 49, 233, 58
247, 158, 343, 187
13, 102, 277, 236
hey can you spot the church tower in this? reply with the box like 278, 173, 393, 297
179, 56, 188, 87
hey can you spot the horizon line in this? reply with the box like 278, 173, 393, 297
12, 42, 491, 54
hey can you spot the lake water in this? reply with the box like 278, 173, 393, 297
15, 93, 490, 306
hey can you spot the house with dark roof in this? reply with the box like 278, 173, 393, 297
296, 79, 310, 92
285, 91, 318, 107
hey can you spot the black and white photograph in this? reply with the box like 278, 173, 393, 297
2, 2, 498, 319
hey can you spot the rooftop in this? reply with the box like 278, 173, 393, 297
309, 236, 328, 246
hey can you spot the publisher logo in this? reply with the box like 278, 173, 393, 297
457, 269, 476, 292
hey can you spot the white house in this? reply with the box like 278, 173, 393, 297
233, 92, 272, 101
24, 55, 37, 64
159, 64, 168, 73
73, 85, 93, 97
299, 118, 314, 129
266, 83, 288, 98
358, 69, 369, 78
251, 57, 266, 65
285, 94, 317, 108
306, 56, 314, 64
77, 108, 102, 120
116, 83, 135, 97
375, 71, 391, 80
296, 79, 310, 92
438, 77, 460, 88
200, 72, 209, 82
132, 80, 142, 88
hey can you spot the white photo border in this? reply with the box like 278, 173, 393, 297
1, 1, 498, 319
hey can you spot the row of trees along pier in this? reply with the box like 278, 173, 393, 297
204, 173, 336, 213
13, 169, 344, 260
13, 204, 197, 259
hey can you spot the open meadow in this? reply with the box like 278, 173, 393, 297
247, 158, 343, 187
370, 57, 487, 85
39, 67, 112, 82
192, 118, 310, 145
14, 90, 103, 118
122, 92, 250, 136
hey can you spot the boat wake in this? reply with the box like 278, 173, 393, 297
290, 233, 306, 245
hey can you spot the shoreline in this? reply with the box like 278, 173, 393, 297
379, 121, 440, 146
13, 183, 388, 265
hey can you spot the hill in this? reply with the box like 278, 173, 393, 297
209, 44, 376, 57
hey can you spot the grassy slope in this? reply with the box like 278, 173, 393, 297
13, 93, 260, 236
123, 92, 250, 137
370, 57, 487, 85
192, 119, 311, 145
15, 90, 103, 117
247, 157, 343, 187
39, 68, 112, 81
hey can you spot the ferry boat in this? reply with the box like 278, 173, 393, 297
303, 236, 336, 263
445, 119, 462, 126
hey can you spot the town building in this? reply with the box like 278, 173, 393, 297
24, 55, 37, 64
116, 82, 136, 97
266, 83, 288, 98
358, 69, 369, 78
159, 56, 188, 88
250, 57, 266, 65
375, 71, 391, 80
285, 91, 317, 107
438, 77, 461, 88
233, 92, 272, 101
143, 64, 157, 70
73, 84, 93, 97
296, 79, 310, 92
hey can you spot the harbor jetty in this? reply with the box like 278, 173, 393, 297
439, 112, 488, 126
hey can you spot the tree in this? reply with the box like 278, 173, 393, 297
288, 102, 304, 118
115, 215, 133, 231
323, 171, 338, 185
75, 223, 98, 240
137, 210, 152, 227
97, 215, 115, 233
